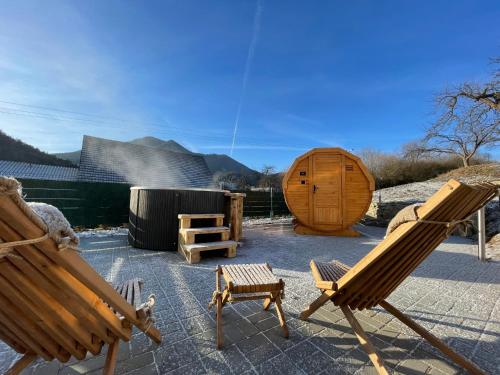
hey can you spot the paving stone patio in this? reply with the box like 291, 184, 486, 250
1, 224, 499, 374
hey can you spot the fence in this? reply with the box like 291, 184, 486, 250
19, 179, 130, 227
16, 179, 290, 228
238, 190, 290, 218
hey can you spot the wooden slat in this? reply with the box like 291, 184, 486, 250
0, 262, 101, 355
0, 324, 27, 354
0, 307, 53, 361
310, 260, 332, 286
227, 265, 254, 293
357, 187, 469, 308
126, 279, 134, 306
0, 197, 139, 325
0, 289, 70, 362
0, 272, 87, 360
182, 240, 237, 252
0, 220, 126, 342
223, 264, 280, 294
179, 226, 229, 234
352, 194, 458, 308
6, 255, 112, 344
133, 278, 142, 307
177, 213, 224, 219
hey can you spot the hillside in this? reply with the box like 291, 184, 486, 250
54, 136, 261, 183
202, 153, 255, 174
434, 163, 500, 183
129, 136, 194, 154
0, 130, 75, 167
53, 150, 81, 165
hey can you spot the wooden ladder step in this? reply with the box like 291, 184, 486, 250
183, 240, 237, 252
178, 214, 225, 219
179, 240, 237, 264
179, 226, 229, 235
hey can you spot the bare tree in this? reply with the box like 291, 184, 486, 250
412, 59, 499, 167
258, 165, 280, 190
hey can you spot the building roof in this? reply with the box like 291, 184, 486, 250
0, 160, 79, 181
78, 135, 213, 187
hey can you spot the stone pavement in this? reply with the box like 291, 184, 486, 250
1, 224, 499, 374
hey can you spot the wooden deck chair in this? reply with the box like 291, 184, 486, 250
300, 180, 497, 375
0, 178, 162, 375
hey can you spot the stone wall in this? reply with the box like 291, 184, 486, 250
363, 200, 419, 227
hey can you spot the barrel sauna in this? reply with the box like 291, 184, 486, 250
282, 148, 375, 236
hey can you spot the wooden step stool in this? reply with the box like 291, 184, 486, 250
178, 214, 237, 264
209, 263, 288, 349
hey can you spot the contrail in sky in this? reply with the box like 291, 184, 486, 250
230, 0, 262, 157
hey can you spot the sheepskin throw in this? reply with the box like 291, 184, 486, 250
385, 203, 421, 238
28, 202, 79, 247
0, 176, 79, 248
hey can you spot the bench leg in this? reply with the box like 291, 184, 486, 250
299, 290, 335, 320
216, 293, 223, 349
341, 306, 389, 375
262, 296, 272, 311
215, 266, 224, 349
5, 353, 37, 375
103, 339, 120, 375
274, 294, 289, 338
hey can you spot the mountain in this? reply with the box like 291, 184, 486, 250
53, 136, 261, 184
129, 136, 194, 154
203, 154, 260, 182
53, 150, 81, 165
0, 130, 75, 167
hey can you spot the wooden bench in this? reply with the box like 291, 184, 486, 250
209, 263, 288, 349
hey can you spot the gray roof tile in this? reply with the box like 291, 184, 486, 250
0, 160, 79, 181
78, 135, 213, 187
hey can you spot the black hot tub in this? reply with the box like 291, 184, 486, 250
128, 187, 226, 250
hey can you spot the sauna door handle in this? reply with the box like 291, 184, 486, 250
313, 184, 318, 193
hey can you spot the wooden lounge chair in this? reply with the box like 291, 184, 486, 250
0, 178, 162, 374
299, 179, 497, 375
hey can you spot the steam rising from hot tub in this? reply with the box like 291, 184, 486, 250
81, 136, 214, 188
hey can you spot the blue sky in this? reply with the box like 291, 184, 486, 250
0, 1, 498, 171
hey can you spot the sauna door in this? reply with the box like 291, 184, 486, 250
311, 154, 342, 226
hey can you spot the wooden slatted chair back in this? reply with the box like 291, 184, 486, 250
0, 181, 158, 366
332, 180, 497, 310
